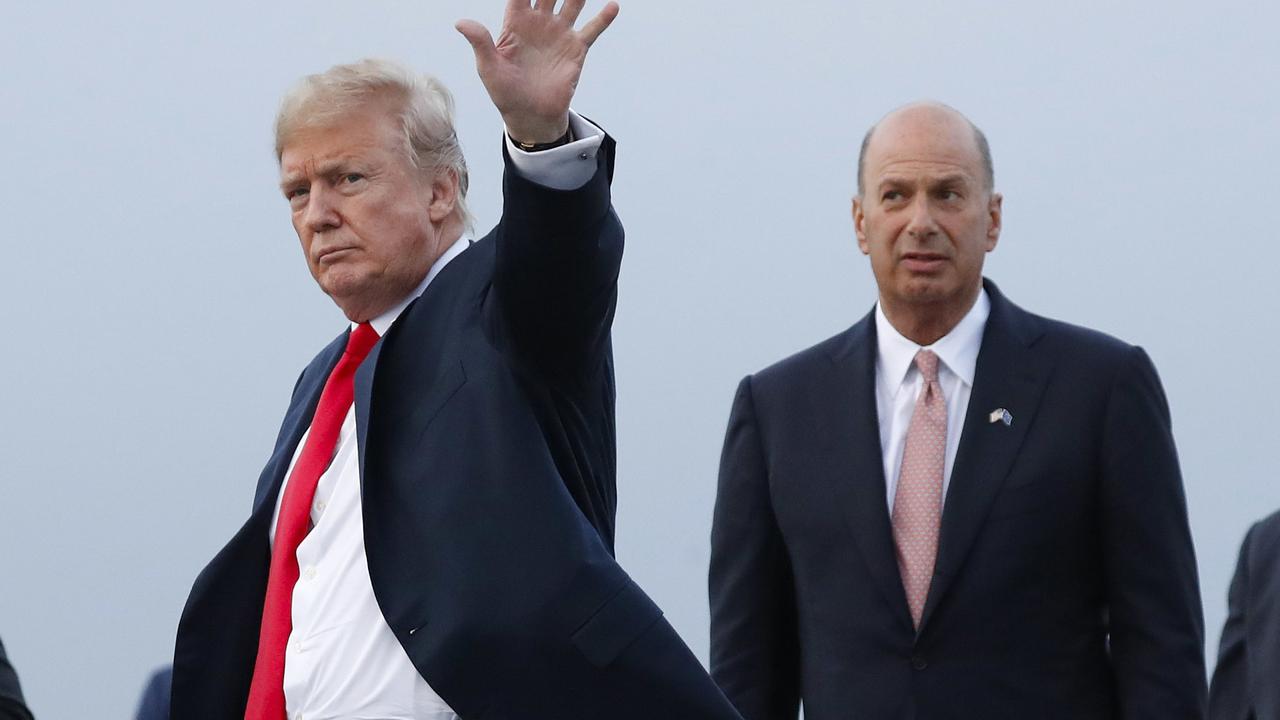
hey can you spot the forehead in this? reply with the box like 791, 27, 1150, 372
864, 109, 983, 183
279, 105, 403, 179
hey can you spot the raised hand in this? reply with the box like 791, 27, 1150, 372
457, 0, 619, 144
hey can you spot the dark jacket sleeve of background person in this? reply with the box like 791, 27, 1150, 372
1210, 523, 1257, 720
1210, 511, 1280, 720
134, 665, 172, 720
0, 638, 33, 720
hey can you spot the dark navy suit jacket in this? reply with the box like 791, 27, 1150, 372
0, 638, 32, 720
134, 666, 171, 720
710, 281, 1206, 719
172, 136, 740, 719
1210, 510, 1280, 719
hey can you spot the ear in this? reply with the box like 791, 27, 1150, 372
985, 192, 1002, 252
853, 196, 870, 255
427, 168, 460, 223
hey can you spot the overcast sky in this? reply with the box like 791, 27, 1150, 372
3, 0, 1278, 716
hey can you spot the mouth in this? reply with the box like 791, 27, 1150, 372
900, 252, 948, 273
316, 246, 356, 265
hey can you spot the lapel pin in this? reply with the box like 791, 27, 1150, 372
988, 408, 1013, 426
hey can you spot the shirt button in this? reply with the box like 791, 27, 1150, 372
303, 566, 317, 581
314, 500, 326, 513
911, 655, 928, 671
291, 638, 303, 653
578, 151, 591, 160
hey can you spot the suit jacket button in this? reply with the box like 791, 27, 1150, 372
911, 655, 928, 671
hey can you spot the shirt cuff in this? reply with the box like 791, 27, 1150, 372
505, 110, 606, 191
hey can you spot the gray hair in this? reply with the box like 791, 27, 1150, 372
856, 103, 994, 198
275, 58, 475, 234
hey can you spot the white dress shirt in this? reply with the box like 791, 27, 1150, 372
267, 111, 605, 720
874, 289, 990, 512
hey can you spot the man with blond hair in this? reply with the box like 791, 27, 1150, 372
172, 2, 741, 718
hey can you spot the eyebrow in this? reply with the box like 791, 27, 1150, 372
877, 173, 973, 191
278, 157, 359, 191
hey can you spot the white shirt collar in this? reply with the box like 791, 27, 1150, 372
875, 288, 991, 395
358, 235, 471, 336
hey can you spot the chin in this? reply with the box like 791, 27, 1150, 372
899, 279, 951, 301
318, 266, 368, 297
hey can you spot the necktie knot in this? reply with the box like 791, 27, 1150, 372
914, 349, 940, 385
345, 322, 380, 363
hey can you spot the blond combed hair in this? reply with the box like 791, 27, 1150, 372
275, 58, 475, 234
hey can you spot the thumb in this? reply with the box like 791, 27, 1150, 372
455, 20, 498, 64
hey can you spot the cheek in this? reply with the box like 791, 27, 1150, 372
293, 223, 317, 264
864, 225, 899, 258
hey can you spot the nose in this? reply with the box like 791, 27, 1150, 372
904, 196, 939, 240
302, 186, 341, 233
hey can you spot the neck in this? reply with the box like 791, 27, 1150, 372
880, 285, 981, 346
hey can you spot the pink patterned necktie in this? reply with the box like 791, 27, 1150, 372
892, 349, 946, 629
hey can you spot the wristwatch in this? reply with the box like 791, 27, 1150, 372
510, 125, 575, 152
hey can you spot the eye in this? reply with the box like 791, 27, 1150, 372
285, 186, 309, 203
882, 190, 903, 201
341, 173, 365, 184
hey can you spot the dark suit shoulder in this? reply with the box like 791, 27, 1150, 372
1034, 312, 1138, 359
750, 324, 862, 389
1245, 509, 1280, 562
1009, 304, 1161, 390
0, 638, 31, 720
981, 280, 1144, 372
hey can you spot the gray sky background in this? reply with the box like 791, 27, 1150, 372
2, 0, 1277, 716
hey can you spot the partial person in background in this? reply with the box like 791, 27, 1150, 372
133, 665, 171, 720
709, 102, 1207, 719
0, 637, 33, 720
172, 1, 740, 718
1210, 510, 1280, 719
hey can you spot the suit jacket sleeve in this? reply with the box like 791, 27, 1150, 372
0, 639, 33, 720
491, 134, 623, 382
1209, 524, 1256, 720
710, 375, 801, 720
1100, 346, 1207, 718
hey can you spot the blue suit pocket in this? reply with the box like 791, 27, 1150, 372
570, 581, 663, 667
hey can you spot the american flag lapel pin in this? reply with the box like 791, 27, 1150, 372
988, 408, 1013, 426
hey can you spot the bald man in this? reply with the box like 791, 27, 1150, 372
709, 103, 1206, 719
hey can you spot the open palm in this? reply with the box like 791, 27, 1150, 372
458, 0, 619, 143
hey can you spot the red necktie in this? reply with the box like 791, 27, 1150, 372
244, 322, 380, 720
892, 349, 946, 629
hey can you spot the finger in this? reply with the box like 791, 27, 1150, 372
560, 0, 587, 24
506, 0, 531, 15
534, 0, 556, 12
455, 20, 499, 64
578, 2, 619, 47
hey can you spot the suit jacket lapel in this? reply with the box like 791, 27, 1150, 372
918, 281, 1052, 632
354, 335, 382, 486
353, 287, 470, 491
826, 312, 915, 632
